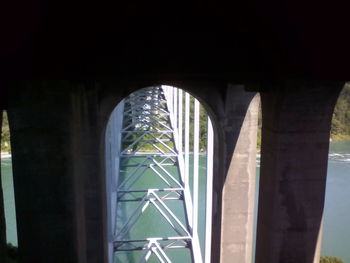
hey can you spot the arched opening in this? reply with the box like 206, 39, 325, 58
105, 85, 214, 262
1, 110, 18, 262
320, 83, 350, 263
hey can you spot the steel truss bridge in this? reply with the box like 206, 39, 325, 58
106, 86, 213, 263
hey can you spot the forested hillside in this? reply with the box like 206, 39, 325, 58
1, 112, 10, 152
256, 83, 350, 149
331, 83, 350, 140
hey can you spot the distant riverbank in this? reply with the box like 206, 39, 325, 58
1, 152, 11, 158
330, 135, 350, 142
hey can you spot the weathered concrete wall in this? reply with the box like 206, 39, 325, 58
255, 81, 343, 263
7, 81, 115, 263
69, 83, 108, 263
220, 87, 259, 263
8, 82, 80, 262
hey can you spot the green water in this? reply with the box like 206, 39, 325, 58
321, 141, 350, 262
1, 157, 17, 246
115, 155, 208, 262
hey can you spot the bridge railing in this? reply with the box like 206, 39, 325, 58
162, 86, 214, 263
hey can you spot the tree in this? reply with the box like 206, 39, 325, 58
320, 256, 344, 263
330, 83, 350, 140
1, 111, 11, 153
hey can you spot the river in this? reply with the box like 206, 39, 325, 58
322, 141, 350, 262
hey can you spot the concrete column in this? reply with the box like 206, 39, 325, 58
0, 111, 6, 262
255, 82, 343, 263
8, 82, 78, 263
69, 83, 108, 263
8, 81, 108, 263
219, 85, 259, 263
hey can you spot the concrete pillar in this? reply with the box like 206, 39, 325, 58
8, 82, 78, 263
255, 81, 343, 263
0, 111, 7, 262
69, 83, 108, 263
219, 85, 259, 263
7, 81, 107, 263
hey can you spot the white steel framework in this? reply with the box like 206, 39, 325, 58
106, 86, 214, 263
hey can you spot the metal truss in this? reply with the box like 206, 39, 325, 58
113, 87, 203, 262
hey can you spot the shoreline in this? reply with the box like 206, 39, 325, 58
1, 152, 11, 158
330, 136, 350, 142
1, 139, 349, 159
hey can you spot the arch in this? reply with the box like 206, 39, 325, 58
104, 85, 216, 262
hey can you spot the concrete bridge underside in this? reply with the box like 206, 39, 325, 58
1, 3, 349, 262
0, 79, 344, 263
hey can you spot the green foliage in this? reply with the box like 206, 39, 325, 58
1, 111, 11, 153
256, 83, 350, 149
257, 104, 262, 151
183, 96, 208, 152
331, 83, 350, 140
199, 104, 208, 151
320, 256, 344, 263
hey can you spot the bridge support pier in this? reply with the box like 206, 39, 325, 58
255, 82, 343, 263
219, 85, 259, 263
8, 81, 107, 263
8, 83, 79, 263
